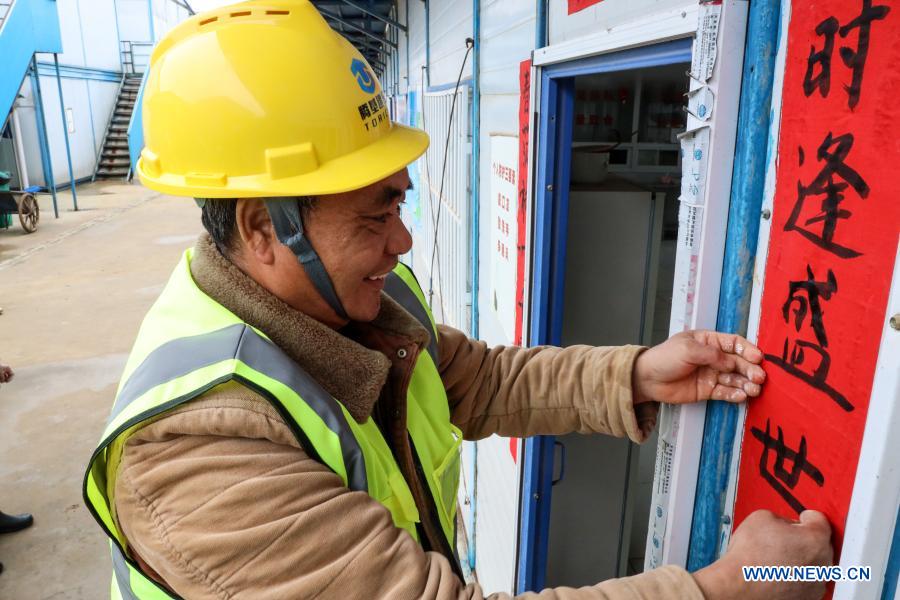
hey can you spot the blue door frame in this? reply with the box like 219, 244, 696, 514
516, 38, 693, 594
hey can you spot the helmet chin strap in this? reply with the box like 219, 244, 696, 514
264, 199, 349, 322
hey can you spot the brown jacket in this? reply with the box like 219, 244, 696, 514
112, 235, 703, 599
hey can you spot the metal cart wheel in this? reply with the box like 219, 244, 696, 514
18, 193, 39, 234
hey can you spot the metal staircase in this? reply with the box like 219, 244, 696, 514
94, 74, 142, 180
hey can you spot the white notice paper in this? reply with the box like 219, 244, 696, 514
488, 135, 519, 341
691, 1, 722, 83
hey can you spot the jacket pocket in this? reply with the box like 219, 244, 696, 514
430, 424, 463, 526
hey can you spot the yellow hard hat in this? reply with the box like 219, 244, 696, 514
136, 0, 428, 198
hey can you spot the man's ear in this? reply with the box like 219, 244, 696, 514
235, 199, 276, 266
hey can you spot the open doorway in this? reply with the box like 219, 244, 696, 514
523, 39, 691, 589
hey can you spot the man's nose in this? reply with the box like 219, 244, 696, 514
386, 216, 413, 257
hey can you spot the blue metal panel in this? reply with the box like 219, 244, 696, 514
883, 503, 900, 600
0, 0, 63, 128
687, 0, 782, 571
517, 35, 697, 592
127, 70, 149, 172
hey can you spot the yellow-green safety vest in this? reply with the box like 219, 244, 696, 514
83, 249, 462, 599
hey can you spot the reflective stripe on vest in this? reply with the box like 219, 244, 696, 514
385, 265, 438, 365
108, 322, 368, 491
84, 252, 460, 599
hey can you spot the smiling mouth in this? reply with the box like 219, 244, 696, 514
365, 265, 396, 281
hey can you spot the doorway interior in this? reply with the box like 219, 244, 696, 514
519, 38, 692, 591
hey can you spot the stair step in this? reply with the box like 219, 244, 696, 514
96, 170, 129, 178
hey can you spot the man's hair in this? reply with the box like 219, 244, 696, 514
199, 197, 318, 258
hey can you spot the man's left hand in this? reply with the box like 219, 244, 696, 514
632, 330, 766, 406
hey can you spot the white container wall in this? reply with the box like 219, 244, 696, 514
472, 0, 536, 594
10, 0, 190, 187
548, 0, 689, 45
414, 86, 471, 334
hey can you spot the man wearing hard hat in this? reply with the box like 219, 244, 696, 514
83, 2, 832, 599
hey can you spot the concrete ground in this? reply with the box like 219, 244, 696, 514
0, 181, 202, 599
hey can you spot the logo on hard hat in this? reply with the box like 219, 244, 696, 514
350, 58, 376, 94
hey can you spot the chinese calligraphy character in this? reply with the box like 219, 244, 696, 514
802, 0, 890, 109
765, 265, 853, 411
786, 132, 869, 258
358, 103, 371, 120
751, 419, 825, 514
783, 265, 838, 347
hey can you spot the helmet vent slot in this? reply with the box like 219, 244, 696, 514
266, 10, 290, 15
198, 16, 218, 26
230, 10, 252, 17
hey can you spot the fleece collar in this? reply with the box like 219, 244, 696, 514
189, 234, 431, 423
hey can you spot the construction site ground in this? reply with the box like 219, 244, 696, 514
0, 182, 201, 599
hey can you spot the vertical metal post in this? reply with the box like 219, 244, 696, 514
424, 0, 430, 87
53, 54, 78, 211
535, 0, 547, 49
687, 0, 782, 571
147, 0, 155, 42
470, 0, 480, 339
29, 56, 58, 218
405, 0, 410, 94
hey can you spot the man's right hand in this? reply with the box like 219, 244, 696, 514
0, 364, 13, 384
692, 509, 834, 600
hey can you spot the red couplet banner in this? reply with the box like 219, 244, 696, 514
568, 0, 604, 15
510, 59, 531, 464
733, 0, 899, 569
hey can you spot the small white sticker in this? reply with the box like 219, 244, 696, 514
691, 2, 722, 83
687, 86, 715, 122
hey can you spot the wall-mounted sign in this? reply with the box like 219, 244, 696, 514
489, 135, 519, 343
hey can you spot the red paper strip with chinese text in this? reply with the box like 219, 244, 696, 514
733, 1, 899, 577
509, 59, 532, 464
